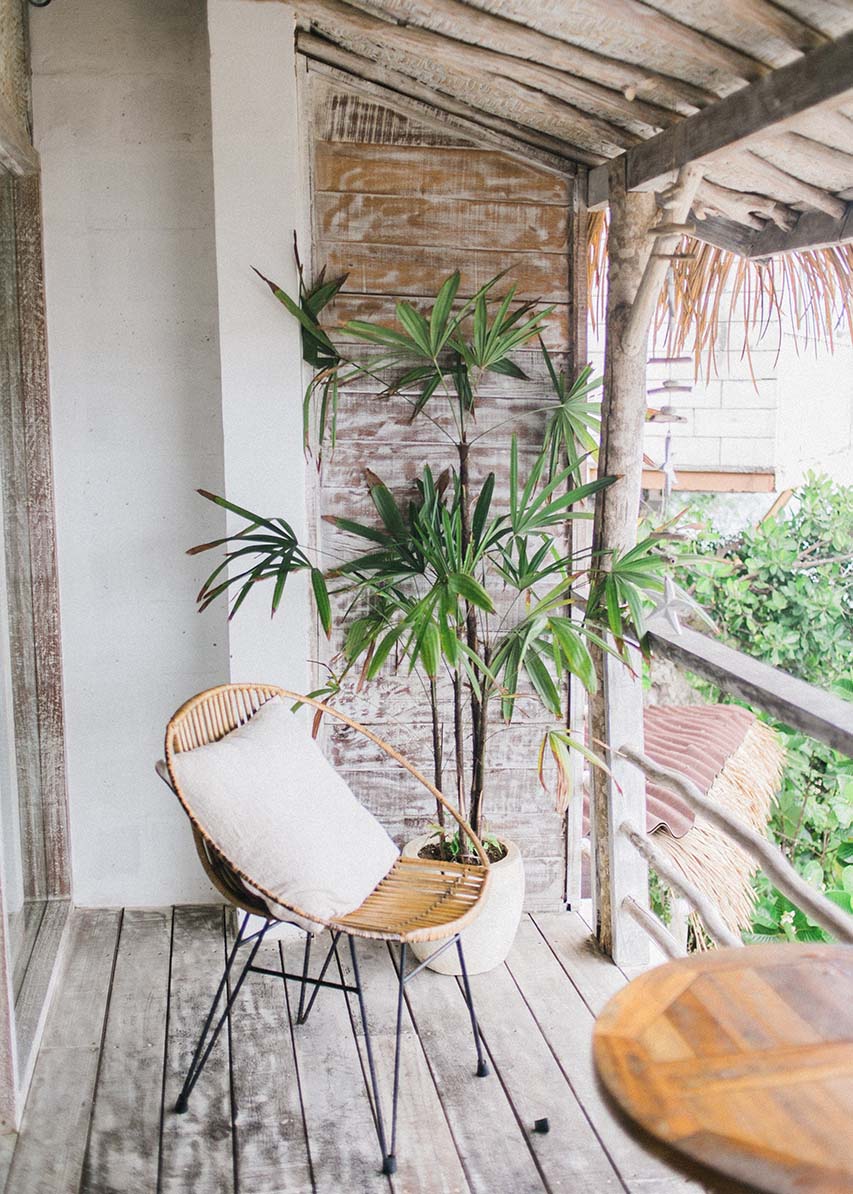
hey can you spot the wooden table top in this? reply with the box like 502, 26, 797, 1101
593, 944, 853, 1194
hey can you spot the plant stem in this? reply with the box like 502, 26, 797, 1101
429, 676, 445, 828
458, 436, 485, 839
469, 661, 491, 841
452, 670, 466, 819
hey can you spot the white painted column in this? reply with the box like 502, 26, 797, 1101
208, 0, 312, 689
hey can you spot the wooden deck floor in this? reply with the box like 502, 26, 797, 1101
3, 907, 703, 1194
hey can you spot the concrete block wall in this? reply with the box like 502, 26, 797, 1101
589, 336, 780, 476
591, 315, 853, 490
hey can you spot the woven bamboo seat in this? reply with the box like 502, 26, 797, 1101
333, 855, 488, 938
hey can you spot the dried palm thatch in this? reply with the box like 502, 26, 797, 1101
651, 719, 785, 940
587, 211, 853, 381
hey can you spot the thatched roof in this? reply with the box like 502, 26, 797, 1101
587, 211, 853, 371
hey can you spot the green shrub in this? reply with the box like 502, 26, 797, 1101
676, 473, 853, 940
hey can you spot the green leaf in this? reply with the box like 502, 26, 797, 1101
501, 641, 520, 722
447, 572, 495, 612
826, 889, 853, 914
488, 357, 528, 379
367, 475, 408, 541
332, 517, 389, 545
366, 622, 406, 680
196, 490, 286, 538
252, 268, 336, 354
430, 271, 461, 353
396, 301, 433, 357
418, 621, 441, 677
341, 320, 415, 350
439, 616, 460, 667
523, 648, 562, 715
471, 474, 495, 546
311, 568, 332, 638
409, 369, 443, 421
550, 617, 597, 693
509, 437, 519, 524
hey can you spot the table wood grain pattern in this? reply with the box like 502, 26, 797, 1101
593, 944, 853, 1194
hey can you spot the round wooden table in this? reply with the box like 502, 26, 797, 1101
593, 944, 853, 1194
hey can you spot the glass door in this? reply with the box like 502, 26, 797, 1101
0, 172, 62, 1081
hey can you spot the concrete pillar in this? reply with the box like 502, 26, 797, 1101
207, 0, 312, 689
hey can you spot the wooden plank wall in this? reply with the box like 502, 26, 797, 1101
308, 72, 577, 909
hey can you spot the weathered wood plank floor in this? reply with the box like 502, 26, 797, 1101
4, 908, 704, 1194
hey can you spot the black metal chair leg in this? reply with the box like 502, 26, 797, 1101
348, 936, 395, 1174
296, 930, 342, 1025
456, 936, 489, 1077
175, 915, 271, 1113
385, 942, 407, 1174
296, 931, 313, 1025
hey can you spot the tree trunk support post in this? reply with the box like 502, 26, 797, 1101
565, 171, 590, 909
589, 158, 702, 966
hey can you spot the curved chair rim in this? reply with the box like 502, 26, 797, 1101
164, 683, 492, 943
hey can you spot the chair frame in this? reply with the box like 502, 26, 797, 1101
162, 683, 492, 1176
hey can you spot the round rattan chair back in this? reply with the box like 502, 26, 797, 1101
164, 684, 491, 940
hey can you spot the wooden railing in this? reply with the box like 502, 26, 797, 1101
593, 612, 853, 964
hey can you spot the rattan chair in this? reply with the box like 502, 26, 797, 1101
161, 683, 491, 1175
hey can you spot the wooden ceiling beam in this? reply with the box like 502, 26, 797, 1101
748, 206, 853, 257
775, 131, 853, 181
743, 150, 847, 219
687, 213, 758, 255
729, 0, 826, 53
695, 179, 795, 232
471, 0, 769, 86
588, 30, 853, 208
299, 37, 583, 173
284, 0, 645, 157
352, 0, 692, 125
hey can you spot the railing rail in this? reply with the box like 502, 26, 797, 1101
621, 896, 686, 959
620, 820, 741, 949
620, 747, 853, 946
587, 612, 853, 963
646, 614, 853, 757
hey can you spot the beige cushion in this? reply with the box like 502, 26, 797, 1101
168, 697, 399, 924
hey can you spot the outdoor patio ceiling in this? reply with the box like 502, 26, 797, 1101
283, 0, 853, 257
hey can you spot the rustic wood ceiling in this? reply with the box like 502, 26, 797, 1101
283, 0, 853, 256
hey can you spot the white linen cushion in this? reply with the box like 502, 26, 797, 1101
168, 697, 399, 923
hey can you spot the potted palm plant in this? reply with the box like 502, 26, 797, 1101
189, 261, 666, 973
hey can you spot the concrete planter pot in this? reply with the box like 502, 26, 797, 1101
401, 834, 525, 975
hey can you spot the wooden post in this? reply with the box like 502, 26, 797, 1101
588, 157, 703, 965
588, 158, 656, 966
565, 172, 589, 909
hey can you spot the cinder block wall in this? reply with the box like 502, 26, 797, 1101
643, 345, 778, 473
591, 321, 853, 489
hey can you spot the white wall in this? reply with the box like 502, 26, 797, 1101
207, 0, 311, 687
31, 0, 231, 905
31, 0, 312, 906
775, 332, 853, 488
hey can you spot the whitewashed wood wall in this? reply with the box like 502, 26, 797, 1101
307, 73, 580, 908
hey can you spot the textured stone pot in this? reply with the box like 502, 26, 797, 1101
401, 834, 525, 975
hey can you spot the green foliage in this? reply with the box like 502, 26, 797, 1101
540, 350, 602, 489
191, 264, 671, 839
253, 254, 350, 457
676, 474, 853, 940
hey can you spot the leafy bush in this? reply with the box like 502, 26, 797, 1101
676, 473, 853, 940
